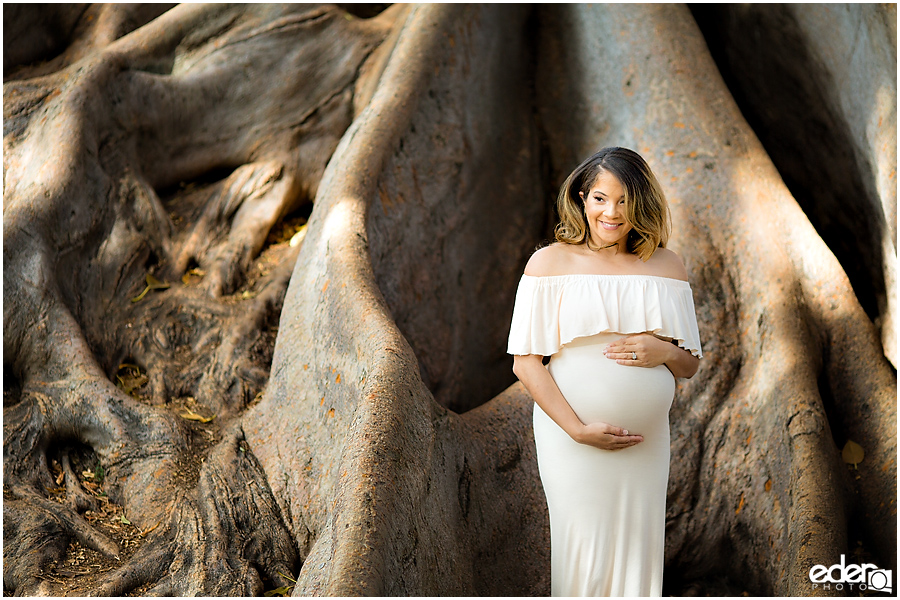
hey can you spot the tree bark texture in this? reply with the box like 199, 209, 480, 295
3, 3, 895, 596
691, 3, 898, 368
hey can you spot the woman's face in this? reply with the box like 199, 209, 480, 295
579, 171, 632, 250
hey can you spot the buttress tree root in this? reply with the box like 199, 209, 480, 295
4, 3, 895, 596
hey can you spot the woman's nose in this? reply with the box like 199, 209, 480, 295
602, 202, 620, 217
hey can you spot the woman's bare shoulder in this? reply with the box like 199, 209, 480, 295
523, 243, 575, 276
646, 247, 689, 281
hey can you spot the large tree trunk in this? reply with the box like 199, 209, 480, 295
691, 3, 898, 368
3, 3, 895, 596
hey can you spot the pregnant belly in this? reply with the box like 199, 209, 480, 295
548, 332, 675, 434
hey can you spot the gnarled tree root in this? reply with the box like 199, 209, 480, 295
4, 3, 399, 594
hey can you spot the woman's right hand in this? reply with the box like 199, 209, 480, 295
574, 422, 643, 450
513, 354, 645, 451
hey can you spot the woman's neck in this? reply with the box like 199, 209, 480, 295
584, 236, 628, 255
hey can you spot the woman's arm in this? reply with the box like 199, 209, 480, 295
603, 334, 700, 378
513, 354, 644, 450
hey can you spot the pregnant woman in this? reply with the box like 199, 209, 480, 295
508, 147, 702, 596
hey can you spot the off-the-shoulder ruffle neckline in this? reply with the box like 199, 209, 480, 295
521, 273, 691, 286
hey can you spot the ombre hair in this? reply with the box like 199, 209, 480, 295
555, 147, 670, 261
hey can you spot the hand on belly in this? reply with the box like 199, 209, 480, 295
603, 333, 673, 367
576, 421, 644, 450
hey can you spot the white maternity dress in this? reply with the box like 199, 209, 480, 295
507, 274, 703, 597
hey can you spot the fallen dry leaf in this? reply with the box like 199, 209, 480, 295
181, 267, 206, 285
179, 408, 215, 423
842, 439, 865, 468
131, 273, 171, 303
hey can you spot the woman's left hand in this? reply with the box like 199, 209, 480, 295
603, 334, 674, 368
